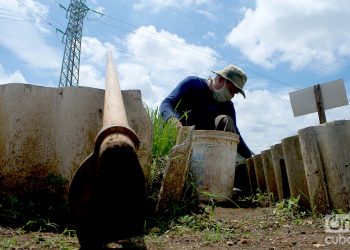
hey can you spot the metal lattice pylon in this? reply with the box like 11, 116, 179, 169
59, 0, 89, 88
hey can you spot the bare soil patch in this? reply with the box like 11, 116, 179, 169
1, 206, 347, 249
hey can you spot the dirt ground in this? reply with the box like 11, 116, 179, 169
1, 206, 348, 250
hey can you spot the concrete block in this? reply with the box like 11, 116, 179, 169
271, 143, 290, 200
246, 157, 258, 194
261, 149, 278, 202
281, 135, 310, 209
298, 120, 350, 213
252, 154, 266, 192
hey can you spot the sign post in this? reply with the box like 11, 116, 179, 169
313, 84, 326, 124
289, 79, 348, 124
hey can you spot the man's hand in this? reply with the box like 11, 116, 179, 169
168, 117, 182, 128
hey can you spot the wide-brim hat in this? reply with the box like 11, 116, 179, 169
212, 64, 247, 98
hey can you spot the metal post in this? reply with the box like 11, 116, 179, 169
68, 51, 146, 248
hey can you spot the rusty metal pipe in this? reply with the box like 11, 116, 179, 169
93, 52, 139, 156
68, 51, 146, 248
104, 52, 128, 129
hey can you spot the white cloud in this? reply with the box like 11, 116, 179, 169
0, 64, 26, 84
196, 9, 216, 21
0, 0, 50, 32
133, 0, 213, 12
88, 0, 98, 4
78, 26, 218, 108
125, 25, 217, 78
226, 0, 350, 71
78, 26, 347, 153
122, 25, 218, 107
81, 37, 117, 66
118, 62, 167, 108
79, 64, 104, 89
79, 36, 119, 89
0, 0, 60, 69
202, 31, 216, 40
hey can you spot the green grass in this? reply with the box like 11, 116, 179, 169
145, 106, 204, 232
147, 106, 178, 161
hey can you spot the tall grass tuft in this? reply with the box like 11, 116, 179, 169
147, 106, 178, 184
145, 106, 178, 211
148, 106, 178, 160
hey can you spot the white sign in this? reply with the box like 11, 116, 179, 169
289, 79, 348, 117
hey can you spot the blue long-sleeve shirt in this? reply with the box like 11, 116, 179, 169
160, 76, 253, 158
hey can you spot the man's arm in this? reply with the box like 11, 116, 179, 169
229, 104, 254, 159
237, 136, 254, 158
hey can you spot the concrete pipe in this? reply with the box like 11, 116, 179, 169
281, 135, 310, 209
298, 120, 350, 213
252, 154, 266, 192
246, 157, 258, 194
261, 149, 279, 202
157, 126, 194, 212
270, 143, 290, 200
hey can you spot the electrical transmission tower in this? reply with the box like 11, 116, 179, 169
59, 0, 89, 87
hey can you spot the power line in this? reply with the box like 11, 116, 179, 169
90, 17, 300, 90
21, 0, 300, 91
87, 18, 221, 68
12, 0, 208, 77
15, 0, 63, 29
14, 0, 68, 43
82, 39, 205, 77
81, 39, 293, 104
1, 5, 293, 104
84, 7, 300, 90
89, 15, 222, 63
48, 0, 300, 90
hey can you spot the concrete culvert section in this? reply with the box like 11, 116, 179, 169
246, 157, 258, 194
298, 120, 350, 213
261, 149, 279, 203
0, 83, 152, 199
156, 125, 194, 212
252, 154, 266, 192
281, 135, 310, 209
270, 143, 290, 200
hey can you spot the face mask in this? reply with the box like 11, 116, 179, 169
213, 87, 233, 102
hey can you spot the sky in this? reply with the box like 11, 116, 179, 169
0, 0, 349, 153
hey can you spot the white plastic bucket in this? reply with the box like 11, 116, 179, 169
189, 130, 239, 202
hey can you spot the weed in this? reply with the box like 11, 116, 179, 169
273, 196, 307, 222
147, 106, 177, 162
146, 106, 178, 209
0, 238, 18, 248
21, 219, 59, 233
0, 172, 70, 230
173, 210, 235, 243
253, 189, 270, 207
200, 191, 240, 208
62, 228, 77, 237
